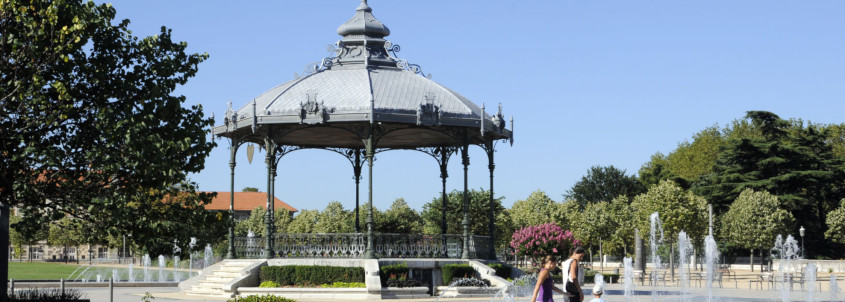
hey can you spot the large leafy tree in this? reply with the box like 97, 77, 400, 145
696, 111, 845, 257
565, 165, 644, 208
721, 189, 794, 271
1, 0, 215, 293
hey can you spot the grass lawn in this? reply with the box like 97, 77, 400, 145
8, 262, 83, 280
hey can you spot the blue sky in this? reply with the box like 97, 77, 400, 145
104, 1, 845, 212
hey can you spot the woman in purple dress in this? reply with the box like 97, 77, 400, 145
531, 255, 567, 302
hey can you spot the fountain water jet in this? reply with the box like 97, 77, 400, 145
649, 212, 664, 301
831, 274, 839, 300
173, 255, 181, 282
678, 231, 693, 300
142, 254, 151, 282
158, 254, 166, 282
773, 234, 800, 302
204, 244, 214, 268
804, 263, 816, 302
189, 237, 197, 278
623, 257, 634, 301
704, 234, 719, 302
128, 264, 135, 282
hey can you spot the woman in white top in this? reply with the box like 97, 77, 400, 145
561, 246, 586, 302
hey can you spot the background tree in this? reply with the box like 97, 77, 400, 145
823, 123, 845, 160
721, 189, 794, 271
605, 196, 635, 256
235, 207, 292, 236
315, 201, 353, 233
287, 209, 320, 234
565, 165, 644, 208
381, 198, 422, 234
696, 111, 845, 257
632, 180, 708, 278
9, 214, 48, 262
420, 189, 505, 236
47, 217, 86, 263
568, 200, 614, 268
638, 152, 676, 189
666, 126, 723, 182
826, 198, 845, 245
510, 190, 558, 228
242, 187, 260, 192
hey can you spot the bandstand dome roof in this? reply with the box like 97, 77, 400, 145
213, 0, 512, 149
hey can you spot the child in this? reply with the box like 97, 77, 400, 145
589, 284, 605, 302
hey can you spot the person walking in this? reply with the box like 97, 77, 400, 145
531, 255, 567, 302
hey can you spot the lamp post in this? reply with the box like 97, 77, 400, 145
799, 226, 805, 259
122, 235, 126, 264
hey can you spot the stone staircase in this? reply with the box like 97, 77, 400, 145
184, 259, 262, 298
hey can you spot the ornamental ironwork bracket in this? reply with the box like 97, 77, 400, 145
385, 40, 432, 79
224, 101, 238, 132
492, 103, 506, 133
417, 94, 441, 126
299, 91, 335, 124
295, 43, 340, 79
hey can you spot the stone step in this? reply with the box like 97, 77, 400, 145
206, 275, 236, 282
198, 280, 227, 287
190, 285, 224, 295
185, 289, 228, 297
211, 271, 242, 278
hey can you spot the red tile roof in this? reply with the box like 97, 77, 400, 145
206, 192, 297, 213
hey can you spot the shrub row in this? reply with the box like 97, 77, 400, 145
228, 296, 297, 302
486, 263, 512, 279
10, 288, 87, 302
441, 264, 475, 284
260, 265, 364, 286
321, 282, 366, 288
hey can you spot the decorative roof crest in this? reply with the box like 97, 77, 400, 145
299, 90, 335, 124
417, 93, 441, 126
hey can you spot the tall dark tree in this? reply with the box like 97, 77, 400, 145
565, 165, 644, 208
1, 0, 217, 295
695, 111, 845, 257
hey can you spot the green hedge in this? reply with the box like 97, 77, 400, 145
260, 265, 364, 286
380, 263, 410, 284
228, 295, 297, 302
442, 264, 475, 284
486, 263, 511, 279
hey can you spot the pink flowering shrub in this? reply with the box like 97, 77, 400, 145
510, 223, 581, 266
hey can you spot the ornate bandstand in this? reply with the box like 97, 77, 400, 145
212, 0, 513, 260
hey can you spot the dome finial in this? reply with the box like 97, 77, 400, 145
357, 0, 372, 12
338, 0, 388, 37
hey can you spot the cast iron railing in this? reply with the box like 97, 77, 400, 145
233, 233, 493, 259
